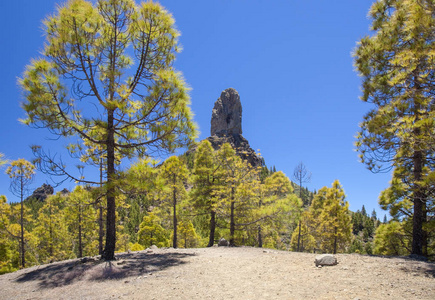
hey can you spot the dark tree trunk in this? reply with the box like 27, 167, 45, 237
207, 210, 216, 247
49, 201, 53, 258
297, 176, 303, 252
333, 226, 338, 254
20, 177, 25, 268
258, 225, 263, 248
78, 203, 83, 258
173, 174, 177, 249
99, 206, 104, 255
98, 158, 104, 256
297, 219, 302, 252
258, 198, 262, 248
102, 110, 116, 261
412, 150, 425, 256
229, 187, 235, 246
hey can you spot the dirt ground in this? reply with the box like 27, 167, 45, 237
1, 246, 434, 300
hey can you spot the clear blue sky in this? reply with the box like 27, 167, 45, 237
0, 0, 391, 218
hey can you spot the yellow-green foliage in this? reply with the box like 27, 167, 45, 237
20, 0, 197, 260
0, 153, 7, 167
33, 193, 73, 264
64, 186, 99, 257
290, 217, 315, 252
138, 212, 169, 248
0, 196, 19, 274
177, 220, 200, 248
257, 171, 301, 249
159, 156, 189, 248
190, 140, 221, 246
374, 221, 410, 256
128, 242, 145, 252
354, 0, 435, 256
303, 180, 352, 254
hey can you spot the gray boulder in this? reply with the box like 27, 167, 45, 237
218, 238, 229, 247
314, 254, 338, 267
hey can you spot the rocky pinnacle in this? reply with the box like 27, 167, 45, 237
210, 88, 242, 136
206, 88, 262, 167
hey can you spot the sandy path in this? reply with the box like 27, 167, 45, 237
1, 247, 434, 300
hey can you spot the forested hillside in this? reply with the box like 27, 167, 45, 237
1, 0, 435, 277
1, 141, 385, 274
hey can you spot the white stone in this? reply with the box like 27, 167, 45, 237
314, 254, 337, 266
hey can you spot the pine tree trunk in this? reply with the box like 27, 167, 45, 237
78, 203, 83, 258
411, 80, 426, 257
297, 177, 302, 252
207, 211, 216, 247
98, 157, 104, 256
333, 226, 338, 254
229, 187, 235, 247
412, 150, 424, 256
99, 206, 104, 255
258, 198, 262, 248
102, 110, 116, 261
297, 219, 301, 252
258, 225, 263, 248
173, 174, 177, 249
49, 201, 53, 258
20, 177, 25, 268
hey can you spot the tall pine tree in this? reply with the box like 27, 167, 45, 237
354, 0, 435, 256
20, 0, 196, 260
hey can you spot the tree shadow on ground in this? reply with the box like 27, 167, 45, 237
398, 261, 435, 278
368, 254, 435, 278
14, 251, 196, 289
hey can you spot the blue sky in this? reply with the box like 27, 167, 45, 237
0, 0, 391, 218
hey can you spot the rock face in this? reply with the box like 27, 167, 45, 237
206, 88, 262, 167
211, 88, 242, 136
206, 134, 262, 167
315, 254, 338, 267
26, 183, 54, 202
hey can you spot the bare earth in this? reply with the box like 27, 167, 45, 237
1, 247, 434, 300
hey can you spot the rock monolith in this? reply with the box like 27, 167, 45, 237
206, 88, 261, 167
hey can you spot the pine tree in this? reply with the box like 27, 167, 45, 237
137, 212, 169, 248
361, 205, 367, 217
0, 196, 19, 274
374, 221, 410, 256
159, 156, 189, 248
216, 143, 259, 246
290, 215, 315, 252
64, 186, 98, 258
20, 0, 196, 261
354, 0, 435, 256
191, 140, 221, 247
177, 220, 200, 248
257, 171, 300, 249
371, 209, 377, 221
305, 181, 352, 253
293, 162, 311, 251
33, 193, 73, 263
6, 159, 35, 268
123, 158, 160, 242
